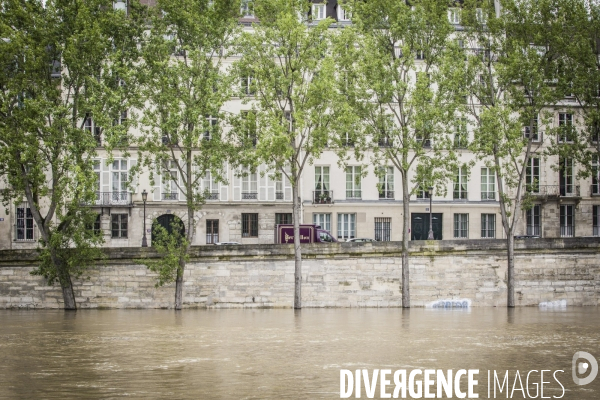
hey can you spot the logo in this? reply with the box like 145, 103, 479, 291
572, 351, 598, 386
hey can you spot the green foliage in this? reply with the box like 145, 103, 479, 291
138, 219, 189, 288
0, 0, 144, 304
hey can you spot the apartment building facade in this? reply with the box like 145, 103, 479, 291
1, 0, 598, 250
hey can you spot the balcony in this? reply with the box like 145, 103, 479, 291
206, 192, 219, 200
379, 190, 394, 200
162, 192, 179, 201
313, 190, 333, 204
346, 190, 362, 199
481, 192, 496, 200
242, 192, 258, 200
276, 191, 284, 200
526, 185, 580, 198
83, 192, 133, 206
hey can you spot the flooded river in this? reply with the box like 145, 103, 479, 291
0, 308, 599, 399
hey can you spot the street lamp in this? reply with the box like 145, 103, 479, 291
141, 189, 148, 247
427, 186, 434, 240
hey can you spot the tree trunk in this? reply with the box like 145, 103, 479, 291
174, 258, 184, 310
292, 183, 302, 309
49, 246, 77, 310
401, 171, 410, 308
507, 231, 515, 308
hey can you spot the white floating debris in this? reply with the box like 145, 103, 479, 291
427, 299, 471, 309
539, 300, 567, 308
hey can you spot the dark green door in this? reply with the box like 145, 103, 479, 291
411, 213, 443, 240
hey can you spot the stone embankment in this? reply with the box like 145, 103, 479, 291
1, 238, 599, 308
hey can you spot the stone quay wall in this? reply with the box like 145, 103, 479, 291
0, 238, 599, 309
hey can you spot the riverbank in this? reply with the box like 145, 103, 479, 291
1, 238, 599, 309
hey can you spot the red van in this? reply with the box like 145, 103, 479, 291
275, 224, 337, 244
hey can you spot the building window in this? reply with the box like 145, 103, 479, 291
560, 205, 574, 237
524, 114, 539, 142
337, 4, 350, 21
378, 166, 394, 199
453, 166, 468, 200
342, 132, 354, 147
113, 110, 128, 145
15, 203, 35, 241
241, 169, 258, 200
416, 184, 431, 199
241, 75, 255, 96
162, 160, 179, 201
454, 213, 469, 238
559, 157, 574, 196
448, 8, 460, 24
481, 214, 495, 238
375, 217, 391, 241
526, 205, 541, 236
481, 168, 496, 200
241, 111, 257, 146
454, 118, 468, 148
275, 213, 292, 225
337, 213, 356, 240
593, 206, 599, 236
526, 157, 540, 193
111, 159, 130, 204
240, 0, 254, 17
92, 214, 101, 235
312, 3, 326, 20
111, 214, 128, 238
558, 113, 573, 143
476, 8, 487, 24
346, 166, 362, 199
313, 213, 331, 232
315, 166, 330, 199
242, 213, 258, 237
206, 219, 219, 244
84, 113, 102, 146
204, 115, 217, 141
203, 171, 219, 200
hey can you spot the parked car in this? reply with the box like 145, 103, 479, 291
346, 238, 377, 243
214, 242, 241, 245
275, 224, 337, 244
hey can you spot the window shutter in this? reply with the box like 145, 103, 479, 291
220, 164, 229, 201
233, 168, 241, 201
101, 159, 110, 194
179, 159, 186, 202
284, 167, 292, 201
267, 173, 275, 201
153, 164, 161, 201
259, 165, 267, 201
130, 159, 138, 193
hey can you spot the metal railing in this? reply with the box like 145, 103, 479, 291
313, 190, 332, 204
206, 192, 219, 200
276, 191, 284, 200
560, 225, 574, 237
346, 190, 362, 199
481, 192, 496, 200
526, 225, 540, 236
527, 185, 581, 197
162, 192, 179, 201
83, 192, 133, 206
242, 192, 258, 200
379, 191, 394, 199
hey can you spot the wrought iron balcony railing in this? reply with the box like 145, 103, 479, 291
379, 190, 394, 199
242, 192, 258, 200
276, 191, 284, 200
526, 185, 580, 197
83, 191, 133, 206
346, 190, 362, 199
162, 192, 179, 201
206, 192, 219, 200
313, 190, 332, 204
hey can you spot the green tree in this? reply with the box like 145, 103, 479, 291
0, 0, 144, 310
136, 0, 238, 309
230, 0, 344, 309
342, 0, 461, 308
460, 0, 563, 307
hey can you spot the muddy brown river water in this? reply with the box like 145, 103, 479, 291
0, 308, 598, 399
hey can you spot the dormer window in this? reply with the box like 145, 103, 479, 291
241, 0, 254, 18
448, 8, 460, 24
337, 5, 350, 21
312, 4, 326, 21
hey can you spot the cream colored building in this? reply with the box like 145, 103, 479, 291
2, 0, 599, 249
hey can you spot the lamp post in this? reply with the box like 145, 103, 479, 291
141, 189, 148, 247
427, 186, 434, 240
